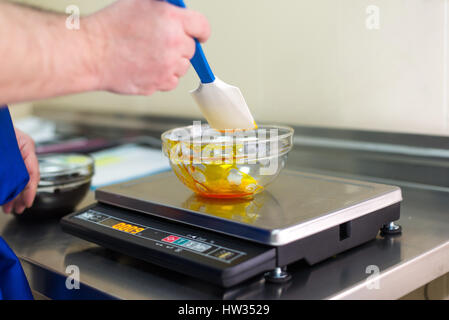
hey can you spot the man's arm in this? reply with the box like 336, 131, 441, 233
0, 0, 210, 105
0, 0, 210, 214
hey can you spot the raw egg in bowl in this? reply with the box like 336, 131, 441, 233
161, 124, 294, 199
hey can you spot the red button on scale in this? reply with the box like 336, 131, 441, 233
162, 235, 180, 243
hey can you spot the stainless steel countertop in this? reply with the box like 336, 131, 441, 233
2, 119, 449, 299
1, 163, 449, 299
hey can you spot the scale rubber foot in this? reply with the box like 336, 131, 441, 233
381, 222, 402, 235
265, 267, 292, 284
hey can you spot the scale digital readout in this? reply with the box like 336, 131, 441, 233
61, 171, 402, 288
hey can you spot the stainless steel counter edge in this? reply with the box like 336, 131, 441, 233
328, 240, 449, 300
19, 255, 119, 300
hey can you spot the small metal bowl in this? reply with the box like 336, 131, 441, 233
14, 154, 94, 220
162, 124, 294, 199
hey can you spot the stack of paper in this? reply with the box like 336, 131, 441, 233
90, 144, 171, 189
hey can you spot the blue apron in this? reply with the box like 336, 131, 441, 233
0, 106, 29, 204
0, 105, 33, 300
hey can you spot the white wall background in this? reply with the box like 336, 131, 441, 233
12, 0, 449, 136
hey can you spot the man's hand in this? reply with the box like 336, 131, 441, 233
87, 0, 211, 95
2, 129, 39, 214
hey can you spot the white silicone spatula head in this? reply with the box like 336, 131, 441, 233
191, 78, 256, 131
166, 0, 256, 131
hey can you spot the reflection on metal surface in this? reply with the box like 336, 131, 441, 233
21, 259, 116, 300
63, 246, 267, 300
182, 192, 277, 224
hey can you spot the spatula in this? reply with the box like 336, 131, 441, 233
166, 0, 256, 131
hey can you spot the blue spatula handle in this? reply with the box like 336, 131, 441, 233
165, 0, 215, 83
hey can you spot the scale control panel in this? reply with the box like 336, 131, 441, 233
76, 210, 245, 264
61, 203, 276, 287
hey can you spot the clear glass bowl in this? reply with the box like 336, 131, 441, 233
162, 124, 294, 198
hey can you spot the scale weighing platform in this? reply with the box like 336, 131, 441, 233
61, 170, 402, 288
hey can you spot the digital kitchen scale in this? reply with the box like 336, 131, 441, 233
61, 170, 402, 288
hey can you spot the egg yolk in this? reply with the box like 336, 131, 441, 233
166, 139, 263, 198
